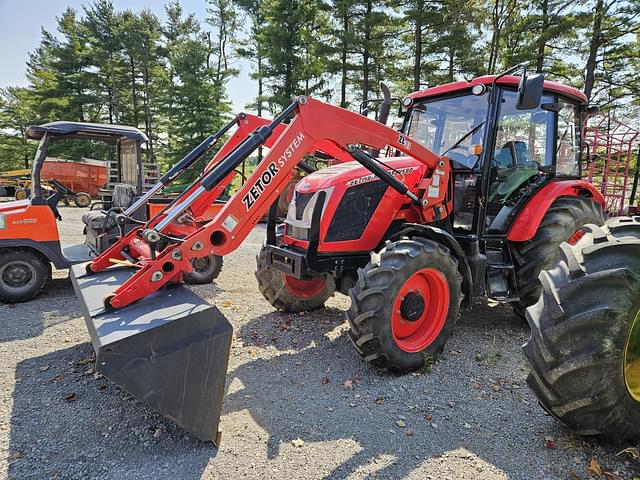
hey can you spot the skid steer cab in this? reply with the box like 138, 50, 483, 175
71, 63, 606, 444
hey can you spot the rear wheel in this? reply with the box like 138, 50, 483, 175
523, 217, 640, 441
0, 249, 51, 303
512, 196, 604, 317
255, 246, 335, 312
346, 237, 462, 372
184, 255, 223, 284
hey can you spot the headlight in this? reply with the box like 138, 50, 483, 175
0, 214, 5, 230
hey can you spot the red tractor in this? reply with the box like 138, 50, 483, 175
70, 64, 605, 442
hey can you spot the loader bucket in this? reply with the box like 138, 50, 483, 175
69, 264, 232, 445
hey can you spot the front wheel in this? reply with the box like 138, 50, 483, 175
255, 246, 335, 312
346, 237, 462, 373
0, 249, 51, 303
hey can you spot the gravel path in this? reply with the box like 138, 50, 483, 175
0, 206, 639, 480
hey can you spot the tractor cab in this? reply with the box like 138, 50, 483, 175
0, 122, 149, 302
402, 72, 587, 236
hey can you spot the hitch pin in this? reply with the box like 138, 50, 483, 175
108, 258, 141, 268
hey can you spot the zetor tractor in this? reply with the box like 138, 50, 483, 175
524, 216, 640, 442
72, 63, 605, 442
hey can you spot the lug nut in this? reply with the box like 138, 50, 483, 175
191, 241, 204, 251
171, 250, 182, 260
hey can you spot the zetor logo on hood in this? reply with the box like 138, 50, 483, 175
242, 132, 305, 210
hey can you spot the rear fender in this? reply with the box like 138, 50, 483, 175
506, 179, 605, 242
388, 224, 473, 309
0, 239, 67, 268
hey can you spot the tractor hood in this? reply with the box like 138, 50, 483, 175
295, 157, 427, 193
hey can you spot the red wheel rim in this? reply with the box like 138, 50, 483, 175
391, 268, 450, 353
283, 275, 326, 299
568, 229, 584, 244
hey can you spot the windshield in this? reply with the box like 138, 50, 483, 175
406, 92, 489, 169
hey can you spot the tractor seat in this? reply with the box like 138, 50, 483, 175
494, 141, 534, 167
82, 184, 135, 231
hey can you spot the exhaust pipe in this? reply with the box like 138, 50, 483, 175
369, 83, 392, 158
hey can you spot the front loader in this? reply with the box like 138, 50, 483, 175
72, 63, 606, 443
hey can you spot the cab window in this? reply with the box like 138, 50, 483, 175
556, 99, 580, 176
406, 92, 488, 169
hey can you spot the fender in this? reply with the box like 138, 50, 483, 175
0, 238, 69, 269
506, 179, 605, 242
389, 223, 473, 310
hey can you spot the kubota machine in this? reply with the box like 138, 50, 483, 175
70, 64, 606, 443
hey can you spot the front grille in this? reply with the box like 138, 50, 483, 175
325, 181, 388, 242
294, 192, 314, 220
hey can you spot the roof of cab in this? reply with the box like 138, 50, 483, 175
408, 75, 587, 104
26, 121, 148, 142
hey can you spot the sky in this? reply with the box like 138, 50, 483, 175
0, 0, 255, 113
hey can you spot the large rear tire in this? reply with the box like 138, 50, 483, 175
346, 237, 462, 373
523, 217, 640, 441
255, 246, 335, 312
0, 249, 51, 303
512, 196, 605, 317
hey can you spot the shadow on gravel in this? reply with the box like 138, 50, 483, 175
0, 277, 75, 343
9, 343, 215, 480
224, 303, 635, 479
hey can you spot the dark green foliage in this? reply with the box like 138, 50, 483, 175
0, 0, 638, 172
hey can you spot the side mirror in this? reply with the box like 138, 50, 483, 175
516, 73, 544, 110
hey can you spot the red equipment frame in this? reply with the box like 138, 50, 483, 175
89, 97, 450, 309
583, 113, 640, 215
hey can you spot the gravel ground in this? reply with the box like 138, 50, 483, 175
1, 205, 639, 480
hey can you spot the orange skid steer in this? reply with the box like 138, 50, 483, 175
72, 96, 444, 443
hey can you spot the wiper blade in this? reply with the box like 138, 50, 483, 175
442, 121, 485, 156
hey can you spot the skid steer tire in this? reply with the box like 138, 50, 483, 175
0, 249, 51, 303
346, 237, 462, 373
523, 217, 640, 442
184, 255, 223, 284
512, 196, 605, 318
255, 246, 335, 313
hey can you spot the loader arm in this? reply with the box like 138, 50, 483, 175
101, 97, 449, 310
90, 112, 355, 271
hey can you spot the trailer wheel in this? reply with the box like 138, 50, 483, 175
0, 249, 51, 303
512, 196, 604, 318
184, 255, 223, 284
346, 237, 462, 373
523, 217, 640, 441
14, 188, 28, 200
255, 246, 335, 312
74, 192, 92, 208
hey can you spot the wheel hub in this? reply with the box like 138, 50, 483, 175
193, 257, 210, 271
391, 268, 450, 353
400, 292, 425, 322
0, 261, 35, 291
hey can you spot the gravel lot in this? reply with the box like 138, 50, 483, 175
1, 205, 639, 480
